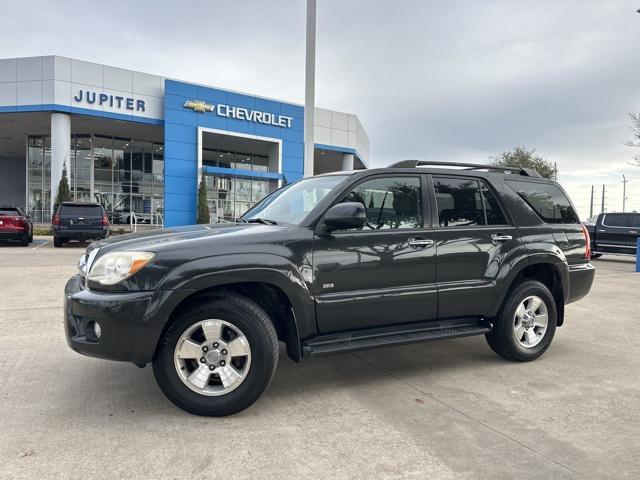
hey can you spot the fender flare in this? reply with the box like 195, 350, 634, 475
493, 251, 569, 320
144, 254, 316, 363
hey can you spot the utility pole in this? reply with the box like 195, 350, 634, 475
622, 174, 628, 212
589, 185, 594, 218
303, 0, 317, 177
601, 184, 606, 214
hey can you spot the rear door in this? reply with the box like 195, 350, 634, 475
60, 204, 104, 230
431, 175, 517, 319
313, 174, 438, 333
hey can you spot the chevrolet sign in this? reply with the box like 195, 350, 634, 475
183, 100, 293, 128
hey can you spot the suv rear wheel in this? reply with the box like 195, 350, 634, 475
485, 280, 557, 362
153, 293, 279, 416
53, 237, 64, 248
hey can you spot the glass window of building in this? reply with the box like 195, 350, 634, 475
26, 134, 164, 227
27, 136, 51, 222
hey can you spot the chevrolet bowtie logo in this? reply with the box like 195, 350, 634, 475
183, 100, 214, 113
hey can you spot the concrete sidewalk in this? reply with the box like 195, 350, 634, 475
0, 240, 638, 479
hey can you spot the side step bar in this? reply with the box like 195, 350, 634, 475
301, 319, 492, 358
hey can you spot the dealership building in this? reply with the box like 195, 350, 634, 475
0, 56, 369, 226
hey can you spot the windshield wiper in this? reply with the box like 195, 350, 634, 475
241, 218, 278, 225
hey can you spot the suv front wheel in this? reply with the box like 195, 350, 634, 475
153, 293, 279, 416
485, 280, 557, 362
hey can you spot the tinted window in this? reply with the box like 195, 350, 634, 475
343, 176, 422, 230
60, 205, 103, 217
480, 182, 508, 225
631, 215, 640, 228
0, 208, 19, 216
434, 177, 485, 227
603, 214, 630, 228
506, 180, 579, 224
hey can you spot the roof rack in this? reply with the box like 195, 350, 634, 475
388, 160, 541, 177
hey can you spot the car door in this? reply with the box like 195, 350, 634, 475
430, 175, 517, 319
313, 174, 438, 333
597, 214, 636, 251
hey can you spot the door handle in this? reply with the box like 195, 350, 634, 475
630, 231, 638, 234
408, 238, 435, 248
491, 233, 513, 243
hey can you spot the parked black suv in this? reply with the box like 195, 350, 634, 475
64, 161, 595, 416
53, 202, 110, 247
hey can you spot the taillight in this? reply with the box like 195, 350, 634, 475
53, 213, 60, 225
580, 224, 591, 259
101, 214, 109, 226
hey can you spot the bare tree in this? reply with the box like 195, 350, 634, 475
626, 113, 640, 165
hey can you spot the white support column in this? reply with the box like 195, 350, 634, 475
50, 113, 71, 215
303, 0, 316, 177
341, 153, 355, 171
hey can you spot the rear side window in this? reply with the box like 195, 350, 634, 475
603, 214, 630, 228
505, 180, 579, 224
631, 215, 640, 228
0, 208, 19, 216
60, 205, 103, 217
434, 177, 507, 227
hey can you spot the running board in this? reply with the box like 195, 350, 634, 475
301, 319, 492, 358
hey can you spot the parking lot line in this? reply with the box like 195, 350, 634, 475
31, 240, 48, 251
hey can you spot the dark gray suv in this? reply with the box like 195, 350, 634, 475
52, 202, 109, 247
64, 161, 595, 416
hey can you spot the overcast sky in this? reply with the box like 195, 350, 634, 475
1, 0, 639, 218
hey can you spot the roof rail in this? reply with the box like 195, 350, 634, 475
388, 160, 541, 177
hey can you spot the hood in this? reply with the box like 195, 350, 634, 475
93, 222, 286, 254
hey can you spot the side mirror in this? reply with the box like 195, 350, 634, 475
322, 202, 366, 232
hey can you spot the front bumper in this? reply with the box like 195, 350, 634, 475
566, 262, 595, 304
64, 274, 193, 364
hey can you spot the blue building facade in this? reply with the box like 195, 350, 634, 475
163, 80, 305, 226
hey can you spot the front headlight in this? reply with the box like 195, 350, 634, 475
87, 251, 155, 285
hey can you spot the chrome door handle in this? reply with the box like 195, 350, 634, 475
408, 238, 434, 248
491, 233, 513, 243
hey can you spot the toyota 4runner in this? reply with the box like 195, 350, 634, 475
64, 161, 595, 416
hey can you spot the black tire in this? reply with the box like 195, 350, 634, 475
53, 237, 64, 248
20, 234, 29, 246
153, 292, 279, 416
28, 232, 33, 243
485, 280, 557, 362
590, 253, 602, 259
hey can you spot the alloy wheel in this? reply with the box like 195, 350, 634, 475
174, 319, 251, 396
513, 295, 548, 348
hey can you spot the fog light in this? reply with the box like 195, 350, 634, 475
92, 321, 102, 339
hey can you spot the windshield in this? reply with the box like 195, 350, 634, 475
242, 175, 348, 225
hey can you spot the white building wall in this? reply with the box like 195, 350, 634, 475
0, 56, 165, 120
314, 107, 370, 166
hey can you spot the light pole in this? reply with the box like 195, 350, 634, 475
622, 174, 628, 212
303, 0, 317, 177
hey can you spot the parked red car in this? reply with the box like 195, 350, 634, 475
0, 206, 33, 246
